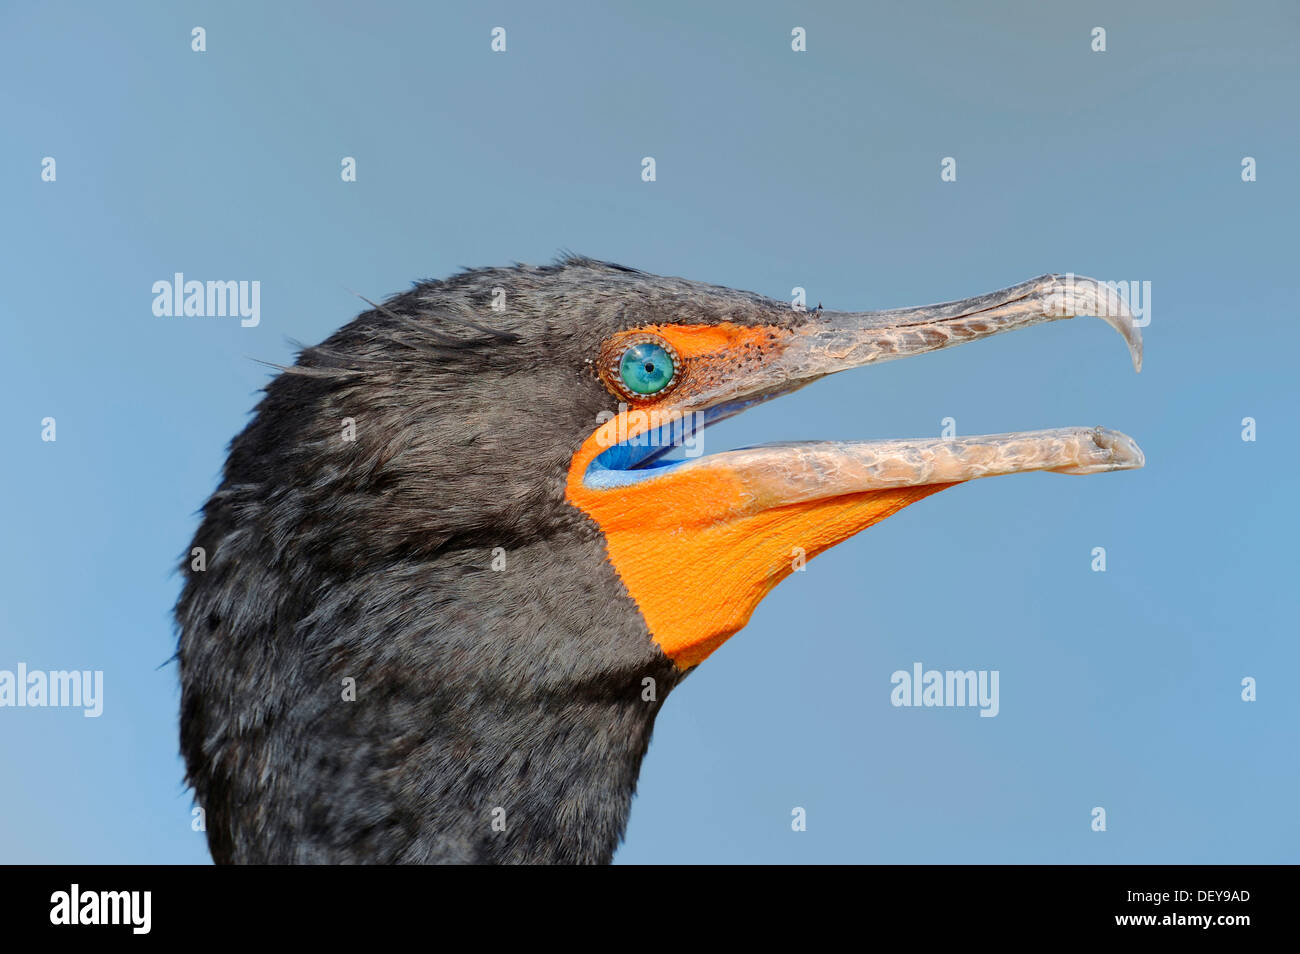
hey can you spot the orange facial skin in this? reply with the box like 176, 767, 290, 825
567, 323, 955, 669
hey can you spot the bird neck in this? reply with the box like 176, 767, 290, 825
396, 668, 673, 864
185, 531, 681, 864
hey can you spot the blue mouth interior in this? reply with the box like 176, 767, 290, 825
583, 398, 767, 489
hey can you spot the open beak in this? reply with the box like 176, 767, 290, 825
567, 273, 1145, 667
661, 272, 1144, 500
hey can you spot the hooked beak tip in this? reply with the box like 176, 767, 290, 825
1045, 274, 1144, 373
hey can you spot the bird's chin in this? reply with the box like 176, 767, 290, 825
570, 420, 1143, 669
566, 273, 1145, 668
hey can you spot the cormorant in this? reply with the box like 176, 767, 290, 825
177, 257, 1143, 864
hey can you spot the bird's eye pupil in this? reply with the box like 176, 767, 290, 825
619, 341, 676, 396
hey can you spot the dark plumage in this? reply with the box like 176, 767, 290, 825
176, 256, 800, 863
178, 256, 1143, 864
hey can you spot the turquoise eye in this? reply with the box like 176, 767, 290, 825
618, 341, 676, 396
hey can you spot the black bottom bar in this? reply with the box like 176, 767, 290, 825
2, 864, 1274, 940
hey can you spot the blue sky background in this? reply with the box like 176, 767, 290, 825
1, 0, 1296, 863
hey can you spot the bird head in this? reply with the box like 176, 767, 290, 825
177, 255, 1142, 863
